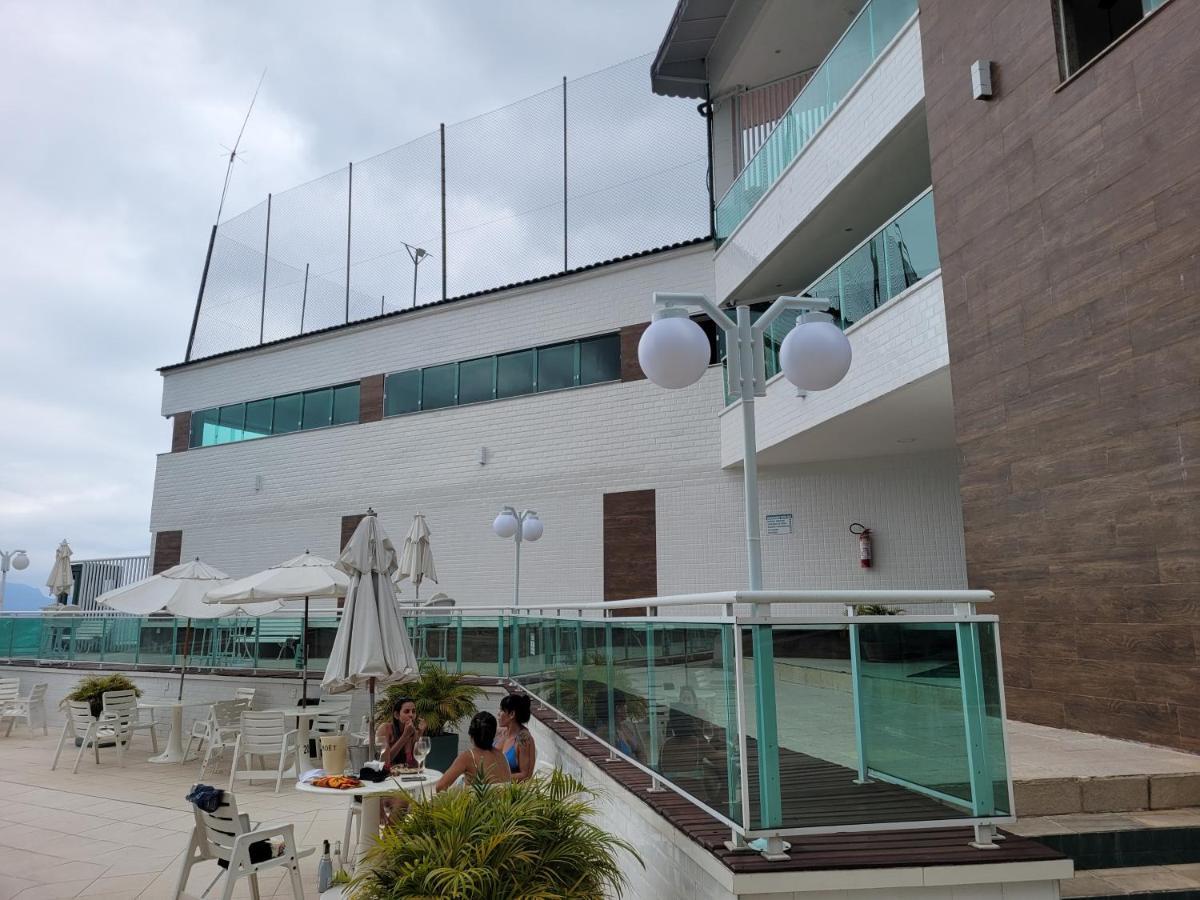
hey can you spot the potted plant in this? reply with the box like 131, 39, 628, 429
61, 673, 142, 745
375, 663, 483, 771
854, 604, 906, 663
351, 770, 642, 899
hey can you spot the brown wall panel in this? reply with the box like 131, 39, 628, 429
171, 412, 191, 453
619, 323, 650, 381
360, 374, 384, 423
920, 0, 1200, 748
152, 530, 183, 574
603, 490, 657, 615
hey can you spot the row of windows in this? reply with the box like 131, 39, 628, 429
382, 333, 621, 417
190, 383, 360, 447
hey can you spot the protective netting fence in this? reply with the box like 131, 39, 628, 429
187, 54, 711, 361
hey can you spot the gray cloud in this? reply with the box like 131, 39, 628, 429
0, 0, 677, 592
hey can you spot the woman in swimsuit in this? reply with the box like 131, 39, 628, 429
375, 696, 425, 768
434, 712, 511, 791
495, 693, 536, 782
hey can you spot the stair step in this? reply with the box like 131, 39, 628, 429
1035, 826, 1200, 870
1061, 863, 1200, 898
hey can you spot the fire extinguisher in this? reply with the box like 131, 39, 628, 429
849, 523, 873, 568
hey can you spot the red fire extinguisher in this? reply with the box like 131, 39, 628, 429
850, 523, 873, 568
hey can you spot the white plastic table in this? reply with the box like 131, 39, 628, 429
138, 698, 214, 764
296, 770, 441, 867
259, 706, 332, 776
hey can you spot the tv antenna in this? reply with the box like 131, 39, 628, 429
214, 68, 267, 225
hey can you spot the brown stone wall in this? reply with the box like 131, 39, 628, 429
920, 0, 1200, 748
171, 412, 191, 452
152, 530, 183, 574
360, 374, 384, 423
619, 323, 650, 381
603, 490, 657, 615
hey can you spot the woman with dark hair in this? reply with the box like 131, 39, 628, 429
434, 711, 512, 791
495, 693, 536, 782
375, 696, 426, 769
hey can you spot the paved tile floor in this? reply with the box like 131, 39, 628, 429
1007, 720, 1200, 780
0, 730, 348, 899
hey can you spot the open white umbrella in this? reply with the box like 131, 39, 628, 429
205, 552, 350, 703
46, 540, 74, 604
322, 511, 418, 760
97, 558, 279, 698
397, 514, 437, 602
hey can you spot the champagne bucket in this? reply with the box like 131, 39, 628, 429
319, 734, 349, 774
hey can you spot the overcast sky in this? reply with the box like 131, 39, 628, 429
0, 0, 677, 593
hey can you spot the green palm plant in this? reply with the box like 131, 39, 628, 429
374, 662, 483, 735
350, 770, 642, 900
62, 673, 141, 717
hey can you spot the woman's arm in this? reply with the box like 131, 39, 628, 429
512, 729, 536, 782
434, 751, 468, 793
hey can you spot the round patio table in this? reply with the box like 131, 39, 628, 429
137, 698, 214, 764
296, 770, 441, 868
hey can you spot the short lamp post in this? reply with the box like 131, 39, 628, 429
0, 549, 30, 613
638, 291, 851, 845
492, 507, 543, 607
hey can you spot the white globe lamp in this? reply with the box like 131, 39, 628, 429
492, 512, 519, 539
637, 313, 710, 389
521, 514, 544, 542
779, 313, 852, 391
11, 552, 28, 571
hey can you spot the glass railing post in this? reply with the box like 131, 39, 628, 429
720, 619, 741, 822
604, 621, 616, 745
99, 617, 108, 663
497, 614, 506, 679
956, 621, 997, 817
253, 617, 260, 670
455, 614, 464, 674
751, 623, 783, 828
509, 614, 520, 678
575, 618, 585, 722
848, 616, 870, 783
646, 623, 659, 769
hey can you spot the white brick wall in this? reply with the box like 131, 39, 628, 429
714, 17, 925, 304
721, 274, 949, 467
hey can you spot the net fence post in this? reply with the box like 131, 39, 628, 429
259, 192, 271, 345
184, 224, 217, 362
345, 161, 353, 324
440, 122, 447, 301
562, 75, 568, 273
300, 263, 309, 333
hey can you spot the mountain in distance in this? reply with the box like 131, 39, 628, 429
1, 582, 53, 611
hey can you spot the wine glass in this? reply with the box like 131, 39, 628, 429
414, 736, 431, 774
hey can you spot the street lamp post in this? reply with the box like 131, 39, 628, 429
0, 549, 30, 613
404, 244, 429, 308
492, 507, 543, 607
638, 291, 851, 847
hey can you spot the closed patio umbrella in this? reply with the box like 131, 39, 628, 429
322, 511, 417, 761
97, 558, 279, 698
397, 514, 437, 603
46, 540, 74, 604
204, 552, 350, 703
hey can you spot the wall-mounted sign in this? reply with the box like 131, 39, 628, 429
765, 513, 793, 535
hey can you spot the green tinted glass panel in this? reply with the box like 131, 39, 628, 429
190, 408, 218, 447
579, 334, 620, 385
217, 403, 245, 444
332, 384, 359, 425
244, 398, 273, 438
974, 622, 1011, 815
537, 343, 575, 392
458, 357, 495, 405
497, 350, 536, 399
384, 370, 420, 416
301, 389, 333, 429
273, 393, 302, 433
421, 363, 457, 410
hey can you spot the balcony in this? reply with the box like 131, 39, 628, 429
712, 0, 927, 306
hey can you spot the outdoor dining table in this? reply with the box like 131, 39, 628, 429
259, 706, 327, 777
137, 697, 214, 764
296, 769, 441, 867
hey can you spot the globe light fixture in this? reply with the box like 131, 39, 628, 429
779, 312, 852, 391
11, 551, 29, 571
637, 310, 710, 389
493, 506, 543, 606
0, 548, 30, 613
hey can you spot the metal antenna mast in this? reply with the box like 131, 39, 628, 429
215, 68, 267, 225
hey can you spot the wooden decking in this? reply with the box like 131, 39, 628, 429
527, 700, 1063, 873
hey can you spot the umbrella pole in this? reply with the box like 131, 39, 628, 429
368, 677, 377, 761
178, 618, 192, 701
301, 596, 310, 704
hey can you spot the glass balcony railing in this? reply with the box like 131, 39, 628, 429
714, 0, 919, 241
0, 590, 1011, 842
723, 188, 938, 405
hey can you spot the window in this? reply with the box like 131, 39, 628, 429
458, 357, 495, 405
332, 383, 360, 426
217, 404, 245, 444
273, 393, 303, 434
421, 363, 457, 410
302, 388, 333, 430
384, 370, 420, 416
537, 343, 576, 392
496, 350, 537, 399
190, 408, 218, 448
579, 334, 621, 385
244, 398, 274, 439
1056, 0, 1167, 76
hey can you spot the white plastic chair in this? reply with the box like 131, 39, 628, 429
2, 682, 48, 736
51, 700, 131, 773
103, 689, 160, 753
234, 686, 256, 706
229, 711, 297, 793
186, 699, 249, 776
174, 788, 311, 900
0, 679, 19, 705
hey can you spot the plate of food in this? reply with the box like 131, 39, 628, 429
311, 775, 363, 790
390, 766, 421, 776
